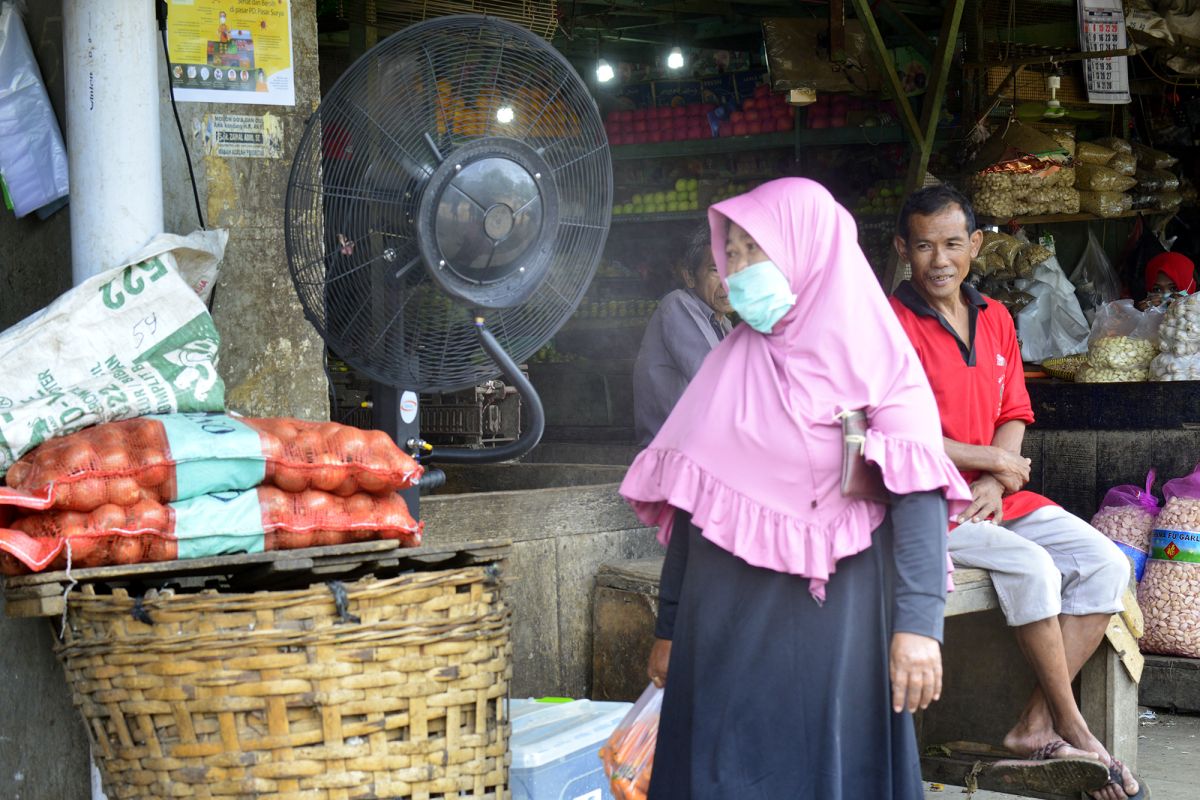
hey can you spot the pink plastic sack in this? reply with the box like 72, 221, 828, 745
1091, 471, 1159, 581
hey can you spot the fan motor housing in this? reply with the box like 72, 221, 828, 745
416, 138, 559, 309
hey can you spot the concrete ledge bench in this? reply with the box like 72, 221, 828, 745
593, 558, 1144, 798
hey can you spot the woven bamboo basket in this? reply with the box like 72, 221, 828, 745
55, 566, 511, 800
1041, 353, 1089, 381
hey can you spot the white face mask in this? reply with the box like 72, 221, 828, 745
725, 260, 797, 333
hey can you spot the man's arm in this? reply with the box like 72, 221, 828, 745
943, 420, 1030, 488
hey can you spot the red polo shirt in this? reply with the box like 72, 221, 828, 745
889, 281, 1054, 523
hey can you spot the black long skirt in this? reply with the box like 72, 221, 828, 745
648, 512, 926, 800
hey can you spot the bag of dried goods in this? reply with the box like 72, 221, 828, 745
1136, 168, 1181, 193
1150, 352, 1200, 381
1085, 300, 1162, 372
1079, 191, 1134, 218
1076, 141, 1116, 166
1149, 192, 1184, 212
1095, 137, 1134, 154
1109, 152, 1137, 177
1075, 365, 1148, 382
1158, 294, 1200, 355
1133, 142, 1179, 170
1138, 466, 1200, 657
0, 486, 423, 574
0, 414, 423, 512
1091, 472, 1160, 581
1075, 163, 1138, 193
0, 246, 227, 477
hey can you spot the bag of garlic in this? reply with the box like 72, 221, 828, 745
1091, 471, 1160, 581
1138, 466, 1200, 657
1150, 351, 1200, 381
1084, 300, 1163, 374
1157, 293, 1200, 356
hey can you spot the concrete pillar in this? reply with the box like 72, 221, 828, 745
63, 0, 163, 282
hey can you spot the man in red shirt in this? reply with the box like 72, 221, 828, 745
889, 186, 1139, 800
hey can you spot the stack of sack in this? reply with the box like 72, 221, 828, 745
0, 414, 423, 574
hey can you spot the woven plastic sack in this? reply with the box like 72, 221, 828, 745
0, 238, 226, 476
1138, 466, 1200, 656
600, 682, 663, 800
0, 414, 423, 512
1091, 471, 1159, 581
0, 486, 423, 574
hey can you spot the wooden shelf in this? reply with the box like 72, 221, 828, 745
978, 210, 1169, 226
611, 132, 794, 160
611, 210, 707, 224
609, 125, 957, 161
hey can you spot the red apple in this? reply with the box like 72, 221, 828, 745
731, 111, 745, 124
775, 117, 794, 132
732, 121, 749, 136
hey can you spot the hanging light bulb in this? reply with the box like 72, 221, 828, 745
596, 58, 615, 83
496, 105, 515, 124
667, 46, 684, 70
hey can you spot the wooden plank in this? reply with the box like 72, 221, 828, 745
848, 0, 923, 148
1081, 627, 1141, 773
1040, 430, 1098, 520
1022, 429, 1046, 498
596, 557, 664, 596
1140, 654, 1200, 713
1095, 432, 1156, 512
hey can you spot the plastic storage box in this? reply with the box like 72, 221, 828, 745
509, 698, 633, 800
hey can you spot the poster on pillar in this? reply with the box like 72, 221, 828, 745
166, 0, 294, 106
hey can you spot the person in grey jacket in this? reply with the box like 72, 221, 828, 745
632, 226, 734, 445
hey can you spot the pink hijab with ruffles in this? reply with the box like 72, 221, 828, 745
619, 178, 971, 601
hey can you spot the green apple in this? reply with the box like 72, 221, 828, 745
632, 193, 643, 204
675, 178, 688, 193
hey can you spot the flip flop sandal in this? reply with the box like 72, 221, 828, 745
989, 741, 1111, 795
1105, 758, 1150, 799
987, 757, 1112, 794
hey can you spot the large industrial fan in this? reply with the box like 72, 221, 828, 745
285, 15, 612, 511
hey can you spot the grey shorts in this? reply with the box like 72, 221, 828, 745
949, 506, 1129, 627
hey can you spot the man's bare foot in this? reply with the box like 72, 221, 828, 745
1056, 726, 1140, 799
1002, 726, 1097, 762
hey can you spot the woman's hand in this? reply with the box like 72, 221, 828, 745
648, 638, 672, 688
889, 632, 942, 713
958, 474, 1005, 524
990, 447, 1031, 494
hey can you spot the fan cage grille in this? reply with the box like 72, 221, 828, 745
287, 15, 611, 393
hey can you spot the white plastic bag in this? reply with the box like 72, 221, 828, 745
1016, 255, 1091, 362
0, 234, 227, 475
1069, 229, 1122, 322
1085, 300, 1162, 371
0, 2, 68, 217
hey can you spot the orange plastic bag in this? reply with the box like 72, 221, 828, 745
1, 414, 422, 512
600, 683, 663, 800
0, 486, 422, 574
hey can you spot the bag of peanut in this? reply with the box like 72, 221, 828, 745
1090, 471, 1159, 581
1138, 466, 1200, 656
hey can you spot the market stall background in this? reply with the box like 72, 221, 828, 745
5, 1, 1200, 799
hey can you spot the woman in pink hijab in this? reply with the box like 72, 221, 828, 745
619, 178, 971, 800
